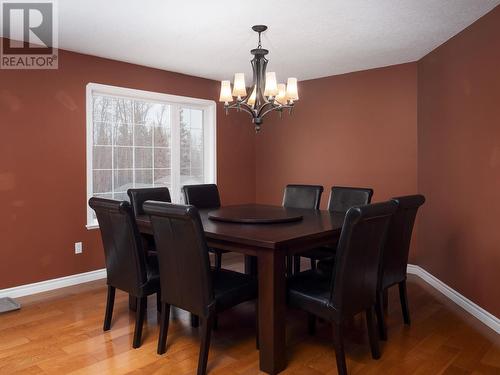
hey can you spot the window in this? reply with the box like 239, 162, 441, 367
86, 83, 216, 228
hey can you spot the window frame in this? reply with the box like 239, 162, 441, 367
86, 83, 217, 229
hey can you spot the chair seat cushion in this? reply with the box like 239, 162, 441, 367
287, 270, 339, 321
212, 269, 257, 312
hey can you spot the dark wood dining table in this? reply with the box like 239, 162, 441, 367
136, 204, 344, 374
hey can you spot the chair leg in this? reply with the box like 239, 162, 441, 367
366, 307, 381, 359
214, 251, 222, 270
244, 255, 257, 275
310, 258, 317, 271
133, 297, 147, 349
191, 313, 200, 328
308, 313, 316, 335
157, 303, 171, 354
156, 292, 161, 313
293, 255, 301, 274
197, 315, 214, 375
376, 290, 387, 341
103, 285, 115, 331
332, 322, 347, 375
286, 256, 293, 277
129, 294, 137, 311
383, 288, 389, 311
399, 281, 411, 325
255, 301, 259, 350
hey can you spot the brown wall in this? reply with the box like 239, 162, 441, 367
255, 63, 418, 259
2, 6, 499, 319
0, 44, 255, 289
417, 7, 500, 316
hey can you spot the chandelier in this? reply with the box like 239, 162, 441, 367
219, 25, 299, 132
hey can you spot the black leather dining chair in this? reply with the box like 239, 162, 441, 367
375, 195, 425, 340
282, 184, 323, 210
127, 187, 172, 251
88, 197, 160, 349
282, 184, 323, 276
288, 201, 396, 375
182, 184, 226, 270
128, 187, 172, 217
294, 186, 373, 273
143, 201, 258, 375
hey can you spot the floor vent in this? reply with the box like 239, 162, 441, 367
0, 297, 21, 313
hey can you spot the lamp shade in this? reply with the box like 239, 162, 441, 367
275, 83, 287, 105
264, 72, 279, 97
232, 73, 247, 98
219, 80, 233, 103
247, 86, 257, 106
286, 77, 299, 101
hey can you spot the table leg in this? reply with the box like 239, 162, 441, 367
257, 249, 287, 374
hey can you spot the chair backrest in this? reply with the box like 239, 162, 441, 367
331, 201, 396, 316
282, 184, 323, 209
143, 201, 214, 317
182, 184, 221, 209
380, 195, 425, 289
127, 187, 171, 217
327, 186, 374, 213
88, 197, 147, 295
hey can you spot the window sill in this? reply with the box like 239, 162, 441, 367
86, 224, 99, 230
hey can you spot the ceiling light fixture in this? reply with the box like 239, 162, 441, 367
219, 25, 298, 132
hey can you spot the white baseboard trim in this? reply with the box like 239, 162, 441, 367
0, 269, 106, 299
407, 264, 499, 334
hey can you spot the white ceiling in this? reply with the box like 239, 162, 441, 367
5, 0, 500, 81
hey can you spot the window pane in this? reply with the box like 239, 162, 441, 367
190, 109, 203, 129
93, 170, 112, 193
114, 123, 132, 146
134, 124, 152, 146
133, 101, 152, 125
135, 147, 152, 169
180, 108, 204, 187
145, 103, 170, 127
115, 99, 133, 124
154, 148, 170, 169
114, 147, 133, 169
190, 130, 203, 147
93, 96, 113, 123
154, 168, 171, 187
94, 193, 113, 199
154, 125, 170, 147
93, 122, 112, 145
180, 148, 190, 170
180, 174, 204, 186
113, 192, 129, 201
135, 169, 153, 187
93, 146, 112, 169
114, 169, 133, 192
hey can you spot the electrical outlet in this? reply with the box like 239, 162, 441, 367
75, 242, 83, 254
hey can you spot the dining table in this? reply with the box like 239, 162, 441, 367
136, 203, 344, 375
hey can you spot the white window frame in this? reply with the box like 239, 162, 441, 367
86, 83, 217, 229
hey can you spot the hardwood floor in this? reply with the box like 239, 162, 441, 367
1, 255, 499, 374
